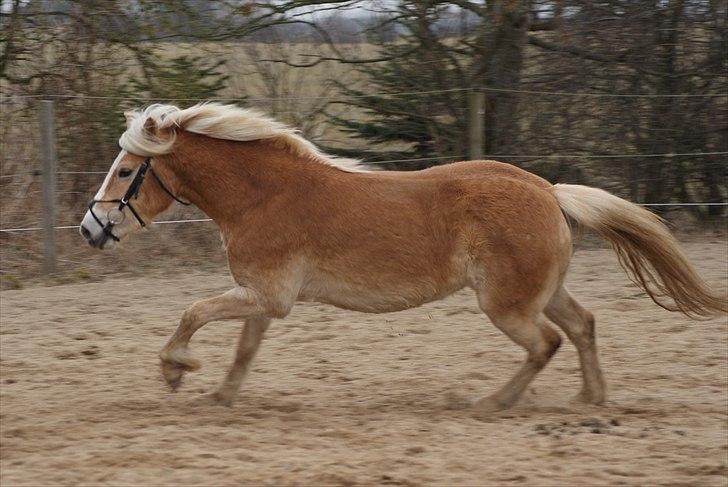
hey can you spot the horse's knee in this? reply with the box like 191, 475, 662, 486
180, 307, 200, 329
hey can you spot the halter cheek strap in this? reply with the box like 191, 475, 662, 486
88, 157, 190, 245
149, 165, 191, 207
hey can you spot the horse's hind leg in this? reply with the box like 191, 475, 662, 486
209, 317, 270, 406
474, 299, 562, 415
544, 286, 606, 404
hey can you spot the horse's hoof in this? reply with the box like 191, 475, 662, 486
161, 362, 185, 391
572, 389, 606, 405
159, 349, 202, 391
205, 390, 234, 407
473, 396, 510, 419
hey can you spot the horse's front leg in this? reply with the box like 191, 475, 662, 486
159, 287, 266, 391
209, 317, 271, 406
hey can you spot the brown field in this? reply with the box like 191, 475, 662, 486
0, 239, 726, 486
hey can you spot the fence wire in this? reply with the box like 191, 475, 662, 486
3, 202, 728, 235
1, 86, 726, 281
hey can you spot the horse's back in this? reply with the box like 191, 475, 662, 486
377, 159, 552, 189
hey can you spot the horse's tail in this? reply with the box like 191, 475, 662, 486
552, 183, 727, 318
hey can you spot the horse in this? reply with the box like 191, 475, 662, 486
79, 103, 726, 414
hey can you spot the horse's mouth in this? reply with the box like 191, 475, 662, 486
80, 224, 117, 250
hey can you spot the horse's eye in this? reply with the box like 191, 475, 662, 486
118, 168, 133, 178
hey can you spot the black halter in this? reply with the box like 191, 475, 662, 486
88, 157, 190, 245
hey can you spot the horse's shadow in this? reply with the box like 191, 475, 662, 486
163, 386, 616, 428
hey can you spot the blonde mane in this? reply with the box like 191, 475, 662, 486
119, 103, 365, 172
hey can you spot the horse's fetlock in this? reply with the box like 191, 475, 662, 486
159, 349, 172, 363
160, 346, 198, 369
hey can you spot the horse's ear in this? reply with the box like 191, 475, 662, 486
143, 117, 158, 137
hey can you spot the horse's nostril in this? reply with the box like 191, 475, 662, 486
80, 225, 92, 240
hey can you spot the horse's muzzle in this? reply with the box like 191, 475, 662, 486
79, 223, 113, 249
80, 224, 93, 242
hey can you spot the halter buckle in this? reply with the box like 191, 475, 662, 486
107, 208, 125, 225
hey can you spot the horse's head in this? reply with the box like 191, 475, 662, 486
80, 114, 187, 249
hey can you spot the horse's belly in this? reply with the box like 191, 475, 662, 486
298, 275, 466, 313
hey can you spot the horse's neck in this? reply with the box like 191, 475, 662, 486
169, 136, 337, 228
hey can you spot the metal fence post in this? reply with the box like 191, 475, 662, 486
39, 100, 57, 274
468, 90, 485, 160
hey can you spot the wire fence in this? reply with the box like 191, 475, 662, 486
1, 145, 726, 233
2, 151, 726, 178
3, 201, 728, 235
1, 85, 726, 282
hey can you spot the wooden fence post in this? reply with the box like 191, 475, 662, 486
468, 90, 485, 160
39, 100, 57, 274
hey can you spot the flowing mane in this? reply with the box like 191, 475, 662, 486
119, 102, 364, 172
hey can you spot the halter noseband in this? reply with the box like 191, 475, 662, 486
88, 157, 190, 246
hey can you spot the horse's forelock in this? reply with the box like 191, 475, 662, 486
119, 104, 180, 156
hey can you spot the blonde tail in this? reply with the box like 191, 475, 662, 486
553, 183, 727, 318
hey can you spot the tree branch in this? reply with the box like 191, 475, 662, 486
527, 34, 626, 63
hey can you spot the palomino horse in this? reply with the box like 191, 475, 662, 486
80, 103, 726, 414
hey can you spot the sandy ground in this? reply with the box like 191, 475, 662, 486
0, 240, 726, 486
